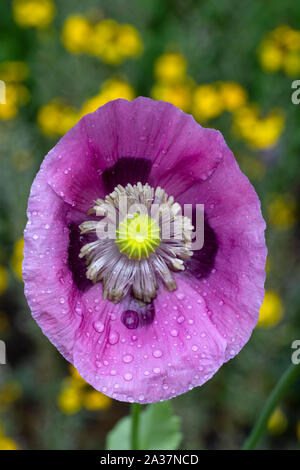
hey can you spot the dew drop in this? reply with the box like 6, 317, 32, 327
121, 310, 139, 329
170, 329, 178, 337
123, 354, 134, 364
176, 292, 185, 300
108, 331, 119, 345
124, 373, 133, 381
93, 321, 104, 333
153, 349, 162, 358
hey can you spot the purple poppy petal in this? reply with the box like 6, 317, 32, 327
178, 136, 267, 361
23, 167, 82, 361
43, 98, 224, 213
44, 119, 106, 214
71, 278, 227, 404
82, 97, 224, 196
24, 97, 266, 404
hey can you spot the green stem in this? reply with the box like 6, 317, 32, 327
131, 403, 142, 450
242, 362, 300, 450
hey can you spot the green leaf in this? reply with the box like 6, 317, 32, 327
139, 402, 182, 450
106, 415, 131, 450
106, 402, 182, 450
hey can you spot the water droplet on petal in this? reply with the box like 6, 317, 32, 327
176, 292, 185, 300
170, 329, 178, 337
93, 321, 104, 333
108, 332, 119, 345
123, 354, 134, 364
177, 315, 185, 324
121, 310, 139, 329
124, 373, 133, 381
153, 349, 162, 358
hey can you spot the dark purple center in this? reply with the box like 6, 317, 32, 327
68, 223, 93, 292
102, 156, 152, 193
140, 303, 155, 326
185, 216, 218, 279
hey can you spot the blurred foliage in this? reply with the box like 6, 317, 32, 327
0, 0, 300, 450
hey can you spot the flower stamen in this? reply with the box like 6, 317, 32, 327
116, 214, 161, 260
79, 182, 193, 304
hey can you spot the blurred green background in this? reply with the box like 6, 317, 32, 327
0, 0, 300, 450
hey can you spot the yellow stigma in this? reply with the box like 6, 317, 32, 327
116, 214, 161, 260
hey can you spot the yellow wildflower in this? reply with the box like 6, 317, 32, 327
11, 238, 24, 282
0, 82, 30, 120
258, 26, 300, 76
0, 436, 18, 450
267, 408, 288, 435
12, 0, 55, 29
89, 19, 122, 64
271, 25, 300, 50
61, 16, 94, 54
154, 52, 187, 84
257, 291, 283, 328
58, 386, 82, 415
0, 267, 8, 295
69, 365, 87, 388
81, 79, 135, 116
62, 16, 143, 65
0, 83, 19, 120
267, 195, 297, 230
37, 100, 79, 137
151, 81, 192, 112
83, 390, 112, 411
219, 82, 248, 111
117, 24, 143, 58
192, 84, 223, 122
258, 40, 283, 72
89, 20, 143, 65
282, 52, 300, 76
59, 366, 112, 414
233, 105, 284, 149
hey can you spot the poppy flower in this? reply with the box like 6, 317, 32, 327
23, 97, 267, 403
